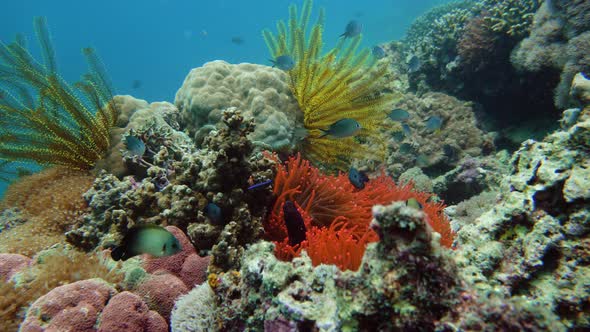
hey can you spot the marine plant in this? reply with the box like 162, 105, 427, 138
0, 17, 118, 170
265, 154, 454, 271
263, 0, 394, 169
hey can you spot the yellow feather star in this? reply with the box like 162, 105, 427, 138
263, 0, 397, 170
0, 17, 118, 171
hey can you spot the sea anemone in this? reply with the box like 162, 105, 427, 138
265, 153, 455, 271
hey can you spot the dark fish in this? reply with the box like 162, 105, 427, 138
283, 200, 307, 246
340, 20, 362, 38
248, 179, 273, 190
387, 109, 410, 122
125, 136, 146, 157
111, 224, 182, 261
372, 45, 386, 59
271, 55, 295, 71
392, 131, 405, 142
348, 167, 369, 189
319, 118, 361, 138
399, 142, 414, 154
407, 55, 421, 73
204, 203, 222, 224
402, 123, 412, 137
425, 116, 443, 132
231, 36, 244, 45
132, 80, 142, 89
443, 144, 458, 161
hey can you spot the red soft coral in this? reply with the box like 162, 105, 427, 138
265, 154, 455, 271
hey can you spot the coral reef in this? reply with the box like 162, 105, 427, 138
171, 283, 217, 332
175, 61, 301, 151
98, 291, 168, 332
264, 153, 453, 275
452, 103, 590, 329
0, 167, 94, 256
95, 95, 192, 178
385, 92, 493, 178
0, 17, 118, 170
70, 108, 274, 274
194, 200, 459, 331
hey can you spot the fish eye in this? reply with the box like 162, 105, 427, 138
162, 244, 167, 251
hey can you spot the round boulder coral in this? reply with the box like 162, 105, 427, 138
175, 60, 302, 150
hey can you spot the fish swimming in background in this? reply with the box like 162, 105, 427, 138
132, 80, 142, 89
402, 123, 412, 137
407, 55, 421, 73
231, 36, 244, 45
387, 108, 410, 122
319, 118, 361, 138
270, 55, 295, 71
204, 202, 222, 224
372, 45, 386, 59
399, 142, 414, 154
340, 20, 362, 38
425, 116, 443, 132
348, 167, 369, 189
111, 224, 182, 261
248, 179, 273, 190
283, 200, 307, 246
392, 131, 405, 142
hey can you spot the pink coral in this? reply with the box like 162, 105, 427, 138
97, 291, 167, 332
20, 279, 116, 332
134, 271, 188, 322
0, 253, 31, 281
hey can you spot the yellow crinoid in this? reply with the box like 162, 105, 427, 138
263, 0, 396, 169
0, 17, 118, 171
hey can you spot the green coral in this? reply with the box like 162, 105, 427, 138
0, 17, 118, 171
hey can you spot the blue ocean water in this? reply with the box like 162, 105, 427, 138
0, 0, 449, 197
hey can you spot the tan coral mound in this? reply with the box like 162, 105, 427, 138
0, 167, 94, 256
175, 60, 302, 150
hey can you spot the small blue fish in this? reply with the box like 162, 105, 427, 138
248, 179, 273, 190
425, 116, 443, 132
372, 45, 386, 59
408, 55, 421, 73
319, 118, 361, 138
204, 203, 222, 224
111, 224, 182, 261
387, 109, 410, 122
402, 123, 412, 137
340, 20, 362, 38
399, 143, 414, 154
283, 200, 307, 246
125, 136, 146, 157
348, 167, 369, 189
392, 131, 405, 142
271, 55, 295, 71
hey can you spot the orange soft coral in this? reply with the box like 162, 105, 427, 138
265, 154, 455, 271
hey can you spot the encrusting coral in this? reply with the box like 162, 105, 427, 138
263, 0, 396, 169
0, 17, 118, 171
0, 167, 94, 256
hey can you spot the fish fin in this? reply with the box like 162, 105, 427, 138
268, 59, 276, 67
318, 128, 329, 138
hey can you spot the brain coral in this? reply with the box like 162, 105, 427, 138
175, 60, 302, 150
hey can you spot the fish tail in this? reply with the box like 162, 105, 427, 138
318, 129, 329, 138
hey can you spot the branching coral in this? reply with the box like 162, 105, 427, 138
263, 0, 395, 169
0, 17, 118, 170
265, 154, 454, 271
